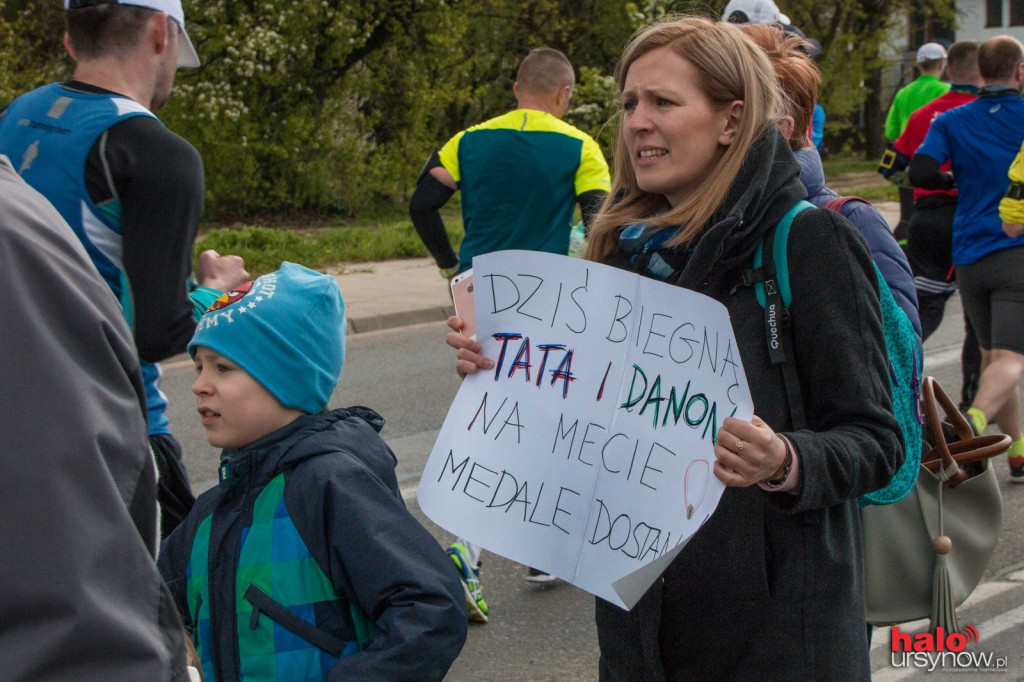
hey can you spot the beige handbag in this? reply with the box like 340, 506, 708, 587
862, 377, 1009, 631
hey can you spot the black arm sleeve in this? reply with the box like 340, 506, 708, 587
908, 153, 956, 191
86, 116, 205, 363
409, 173, 458, 269
577, 190, 607, 231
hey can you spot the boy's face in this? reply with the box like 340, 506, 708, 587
192, 347, 303, 449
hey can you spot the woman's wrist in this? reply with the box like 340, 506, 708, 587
765, 446, 792, 483
760, 435, 797, 491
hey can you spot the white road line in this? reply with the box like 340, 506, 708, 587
967, 600, 1024, 641
873, 660, 921, 682
870, 581, 1020, 655
871, 585, 1024, 680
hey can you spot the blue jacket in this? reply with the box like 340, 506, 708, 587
795, 147, 922, 339
159, 407, 466, 681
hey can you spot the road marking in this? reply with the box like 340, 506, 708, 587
870, 581, 1020, 654
1005, 568, 1024, 582
871, 582, 1024, 679
873, 602, 1024, 680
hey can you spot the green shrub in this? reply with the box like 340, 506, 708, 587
195, 216, 464, 276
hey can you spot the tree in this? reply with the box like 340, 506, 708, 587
5, 0, 954, 216
0, 1, 67, 108
159, 0, 446, 217
772, 0, 956, 157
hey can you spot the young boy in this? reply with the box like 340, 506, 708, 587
158, 262, 467, 681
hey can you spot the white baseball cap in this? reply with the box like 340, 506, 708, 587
722, 0, 791, 26
65, 0, 200, 68
916, 42, 948, 62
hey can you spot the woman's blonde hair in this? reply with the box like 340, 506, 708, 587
584, 15, 781, 262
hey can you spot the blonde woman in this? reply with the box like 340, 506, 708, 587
448, 16, 901, 678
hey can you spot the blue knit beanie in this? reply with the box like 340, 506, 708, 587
188, 262, 345, 414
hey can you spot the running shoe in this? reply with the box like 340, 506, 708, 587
447, 544, 488, 622
526, 567, 558, 583
1009, 455, 1024, 483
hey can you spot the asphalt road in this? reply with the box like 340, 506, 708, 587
160, 292, 1024, 681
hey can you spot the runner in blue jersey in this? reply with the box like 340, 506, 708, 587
910, 35, 1024, 481
0, 0, 249, 534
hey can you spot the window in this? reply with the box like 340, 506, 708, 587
1012, 0, 1024, 25
988, 0, 1004, 26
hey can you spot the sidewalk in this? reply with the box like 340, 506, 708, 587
330, 257, 454, 334
333, 200, 901, 335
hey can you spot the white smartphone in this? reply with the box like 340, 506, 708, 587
450, 269, 476, 340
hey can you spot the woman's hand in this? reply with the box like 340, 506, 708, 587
713, 415, 789, 487
445, 315, 494, 379
1002, 221, 1024, 238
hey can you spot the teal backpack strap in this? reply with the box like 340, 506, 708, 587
749, 200, 815, 430
754, 200, 815, 308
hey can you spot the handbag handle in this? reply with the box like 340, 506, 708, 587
920, 376, 1011, 486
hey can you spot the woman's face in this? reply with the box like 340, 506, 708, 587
621, 47, 737, 208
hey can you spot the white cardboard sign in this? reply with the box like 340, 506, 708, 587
418, 250, 753, 609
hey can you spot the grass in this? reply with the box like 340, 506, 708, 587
823, 152, 899, 202
196, 151, 899, 275
821, 152, 880, 176
195, 209, 463, 276
830, 182, 899, 202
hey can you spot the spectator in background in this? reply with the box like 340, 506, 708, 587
0, 0, 250, 537
741, 23, 921, 340
910, 35, 1024, 482
895, 40, 983, 408
0, 153, 188, 680
722, 0, 790, 25
885, 42, 950, 242
723, 2, 830, 158
811, 101, 825, 153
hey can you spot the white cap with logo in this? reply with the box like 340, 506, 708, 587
916, 42, 948, 63
721, 0, 791, 26
65, 0, 200, 68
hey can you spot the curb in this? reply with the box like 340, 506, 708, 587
345, 304, 455, 334
160, 304, 455, 369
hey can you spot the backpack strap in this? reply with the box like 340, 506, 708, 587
822, 195, 868, 215
753, 200, 814, 308
752, 200, 815, 430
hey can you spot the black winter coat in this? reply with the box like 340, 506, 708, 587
596, 127, 903, 681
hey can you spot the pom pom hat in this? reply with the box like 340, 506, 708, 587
188, 263, 346, 415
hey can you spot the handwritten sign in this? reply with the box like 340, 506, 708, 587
418, 250, 753, 609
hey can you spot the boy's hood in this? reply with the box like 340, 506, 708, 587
217, 406, 394, 491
